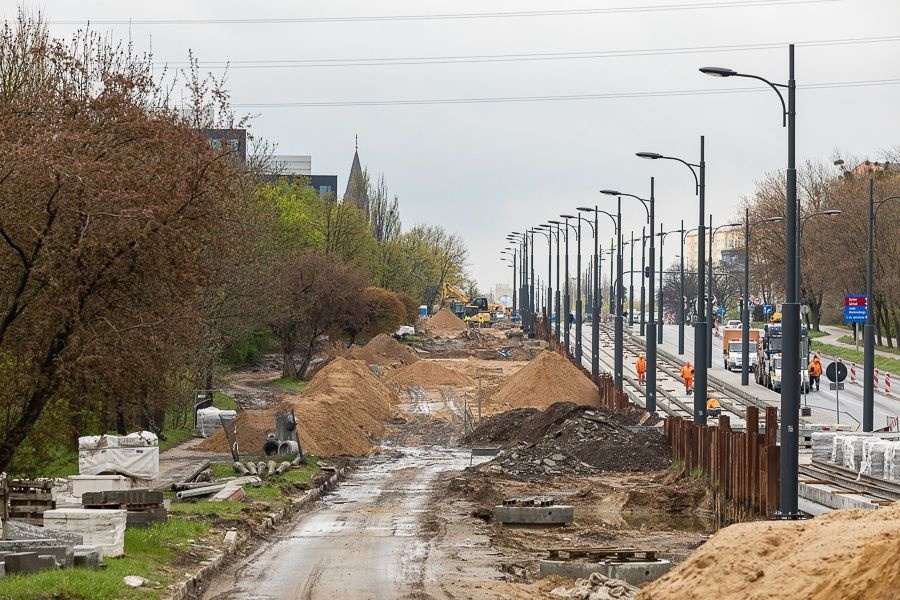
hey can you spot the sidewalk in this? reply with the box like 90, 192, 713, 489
817, 325, 898, 360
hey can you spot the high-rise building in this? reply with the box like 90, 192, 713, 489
684, 226, 743, 269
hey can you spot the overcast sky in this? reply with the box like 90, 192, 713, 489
16, 0, 900, 293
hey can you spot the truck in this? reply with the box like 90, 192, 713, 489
755, 323, 810, 393
722, 327, 760, 371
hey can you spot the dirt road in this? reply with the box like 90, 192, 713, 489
202, 445, 490, 599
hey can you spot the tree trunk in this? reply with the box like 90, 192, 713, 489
297, 338, 317, 380
282, 349, 298, 379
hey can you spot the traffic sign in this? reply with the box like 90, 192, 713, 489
763, 304, 773, 315
826, 361, 848, 383
829, 382, 845, 391
844, 295, 867, 323
717, 307, 726, 316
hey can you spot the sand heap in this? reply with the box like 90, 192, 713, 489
489, 351, 599, 409
639, 503, 900, 600
425, 308, 467, 333
196, 357, 397, 457
344, 333, 419, 369
386, 359, 474, 388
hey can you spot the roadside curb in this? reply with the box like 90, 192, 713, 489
165, 468, 344, 600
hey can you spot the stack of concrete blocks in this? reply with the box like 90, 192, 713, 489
885, 443, 900, 481
43, 508, 127, 558
860, 438, 889, 479
81, 489, 167, 527
811, 432, 835, 462
196, 407, 237, 438
0, 520, 101, 575
834, 435, 865, 471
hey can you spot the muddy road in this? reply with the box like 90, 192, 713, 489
201, 445, 493, 599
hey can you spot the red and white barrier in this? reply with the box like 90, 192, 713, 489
850, 362, 857, 384
887, 372, 892, 396
875, 368, 881, 392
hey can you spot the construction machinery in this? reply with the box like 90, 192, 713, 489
438, 283, 504, 326
755, 322, 810, 392
722, 327, 760, 371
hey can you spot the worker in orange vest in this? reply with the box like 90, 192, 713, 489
635, 353, 647, 385
809, 355, 823, 391
680, 361, 695, 395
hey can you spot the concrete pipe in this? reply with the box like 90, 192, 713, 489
278, 441, 299, 456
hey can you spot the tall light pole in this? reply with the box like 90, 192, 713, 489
508, 232, 526, 326
579, 206, 619, 384
707, 219, 741, 368
679, 221, 686, 355
548, 221, 565, 344
561, 214, 583, 363
602, 186, 654, 411
629, 232, 636, 327
702, 44, 801, 519
865, 184, 900, 431
742, 212, 785, 385
657, 226, 685, 345
534, 227, 553, 331
636, 139, 706, 423
501, 248, 517, 313
798, 209, 842, 322
640, 227, 647, 335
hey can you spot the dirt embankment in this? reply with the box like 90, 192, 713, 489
343, 333, 420, 369
386, 360, 474, 388
640, 502, 900, 600
424, 308, 467, 334
489, 351, 600, 410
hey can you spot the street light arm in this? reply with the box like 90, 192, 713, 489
734, 72, 788, 126
660, 156, 701, 194
875, 195, 900, 216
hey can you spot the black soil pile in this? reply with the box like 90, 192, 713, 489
460, 408, 540, 446
472, 402, 671, 480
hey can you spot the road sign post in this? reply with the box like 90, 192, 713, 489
826, 359, 848, 425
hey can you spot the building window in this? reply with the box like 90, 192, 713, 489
318, 185, 333, 194
227, 139, 240, 153
209, 139, 222, 150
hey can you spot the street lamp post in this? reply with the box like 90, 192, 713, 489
701, 44, 802, 518
501, 248, 517, 313
637, 139, 707, 423
640, 228, 647, 335
657, 226, 685, 346
534, 227, 553, 336
865, 183, 900, 431
707, 219, 742, 368
742, 212, 786, 385
561, 215, 583, 364
679, 221, 686, 355
580, 205, 620, 386
629, 231, 636, 327
602, 185, 654, 411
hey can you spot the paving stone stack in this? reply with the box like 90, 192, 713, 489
81, 489, 166, 527
811, 432, 836, 462
43, 508, 127, 558
0, 520, 102, 576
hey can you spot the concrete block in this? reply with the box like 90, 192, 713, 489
0, 561, 6, 578
539, 559, 672, 585
3, 520, 83, 546
798, 482, 881, 511
82, 489, 163, 507
126, 507, 167, 528
43, 509, 126, 558
73, 546, 101, 569
494, 505, 574, 525
4, 552, 43, 574
37, 555, 60, 570
69, 475, 134, 497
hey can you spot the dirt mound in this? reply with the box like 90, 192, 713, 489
460, 408, 540, 446
195, 357, 397, 457
639, 502, 900, 600
426, 308, 467, 332
490, 351, 599, 409
475, 402, 670, 479
386, 360, 474, 388
344, 333, 419, 368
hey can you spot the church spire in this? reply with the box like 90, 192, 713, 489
343, 137, 368, 217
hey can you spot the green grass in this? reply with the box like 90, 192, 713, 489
158, 426, 194, 452
213, 391, 237, 410
811, 341, 900, 373
269, 377, 307, 391
0, 519, 210, 600
807, 329, 828, 339
837, 335, 900, 356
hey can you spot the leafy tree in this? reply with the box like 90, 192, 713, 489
362, 287, 406, 338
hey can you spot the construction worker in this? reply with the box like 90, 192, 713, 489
680, 361, 695, 395
635, 353, 647, 385
706, 397, 722, 418
464, 314, 472, 328
809, 354, 823, 391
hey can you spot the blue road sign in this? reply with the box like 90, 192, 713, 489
717, 307, 726, 316
844, 294, 868, 323
763, 304, 773, 315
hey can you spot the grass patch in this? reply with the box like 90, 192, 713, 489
837, 335, 900, 355
269, 377, 307, 392
213, 391, 237, 410
399, 334, 424, 345
158, 426, 193, 452
811, 341, 900, 373
807, 329, 828, 339
0, 519, 210, 600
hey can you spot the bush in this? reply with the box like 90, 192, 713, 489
395, 292, 421, 325
362, 287, 406, 338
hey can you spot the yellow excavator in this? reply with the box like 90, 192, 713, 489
438, 283, 501, 326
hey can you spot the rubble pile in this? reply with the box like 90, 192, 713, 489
425, 308, 468, 333
344, 333, 420, 368
490, 351, 599, 409
639, 502, 900, 600
197, 358, 397, 457
551, 573, 639, 600
475, 403, 670, 480
387, 360, 474, 388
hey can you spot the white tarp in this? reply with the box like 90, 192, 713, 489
196, 407, 237, 438
78, 431, 159, 479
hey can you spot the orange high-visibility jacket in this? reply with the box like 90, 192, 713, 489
809, 359, 823, 377
636, 357, 647, 374
680, 364, 694, 381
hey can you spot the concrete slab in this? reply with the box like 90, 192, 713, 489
73, 546, 101, 569
2, 520, 84, 546
494, 505, 574, 525
539, 558, 672, 585
4, 552, 43, 574
798, 482, 882, 511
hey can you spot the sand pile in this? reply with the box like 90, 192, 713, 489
196, 357, 397, 457
344, 333, 419, 368
640, 502, 900, 600
387, 360, 474, 388
490, 351, 599, 409
426, 308, 467, 332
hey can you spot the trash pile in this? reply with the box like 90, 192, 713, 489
639, 501, 900, 600
551, 572, 639, 600
344, 333, 420, 368
386, 359, 474, 388
812, 432, 900, 480
424, 308, 468, 333
473, 403, 670, 480
489, 351, 599, 409
196, 358, 397, 457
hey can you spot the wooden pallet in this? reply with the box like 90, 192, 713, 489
8, 479, 54, 525
547, 547, 658, 562
502, 496, 555, 507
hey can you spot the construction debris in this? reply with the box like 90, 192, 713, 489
550, 572, 639, 599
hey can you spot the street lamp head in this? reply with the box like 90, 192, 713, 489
823, 209, 842, 216
700, 66, 737, 77
510, 231, 522, 235
599, 189, 621, 196
548, 219, 562, 225
560, 213, 576, 219
636, 152, 663, 160
576, 206, 593, 212
765, 216, 785, 223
